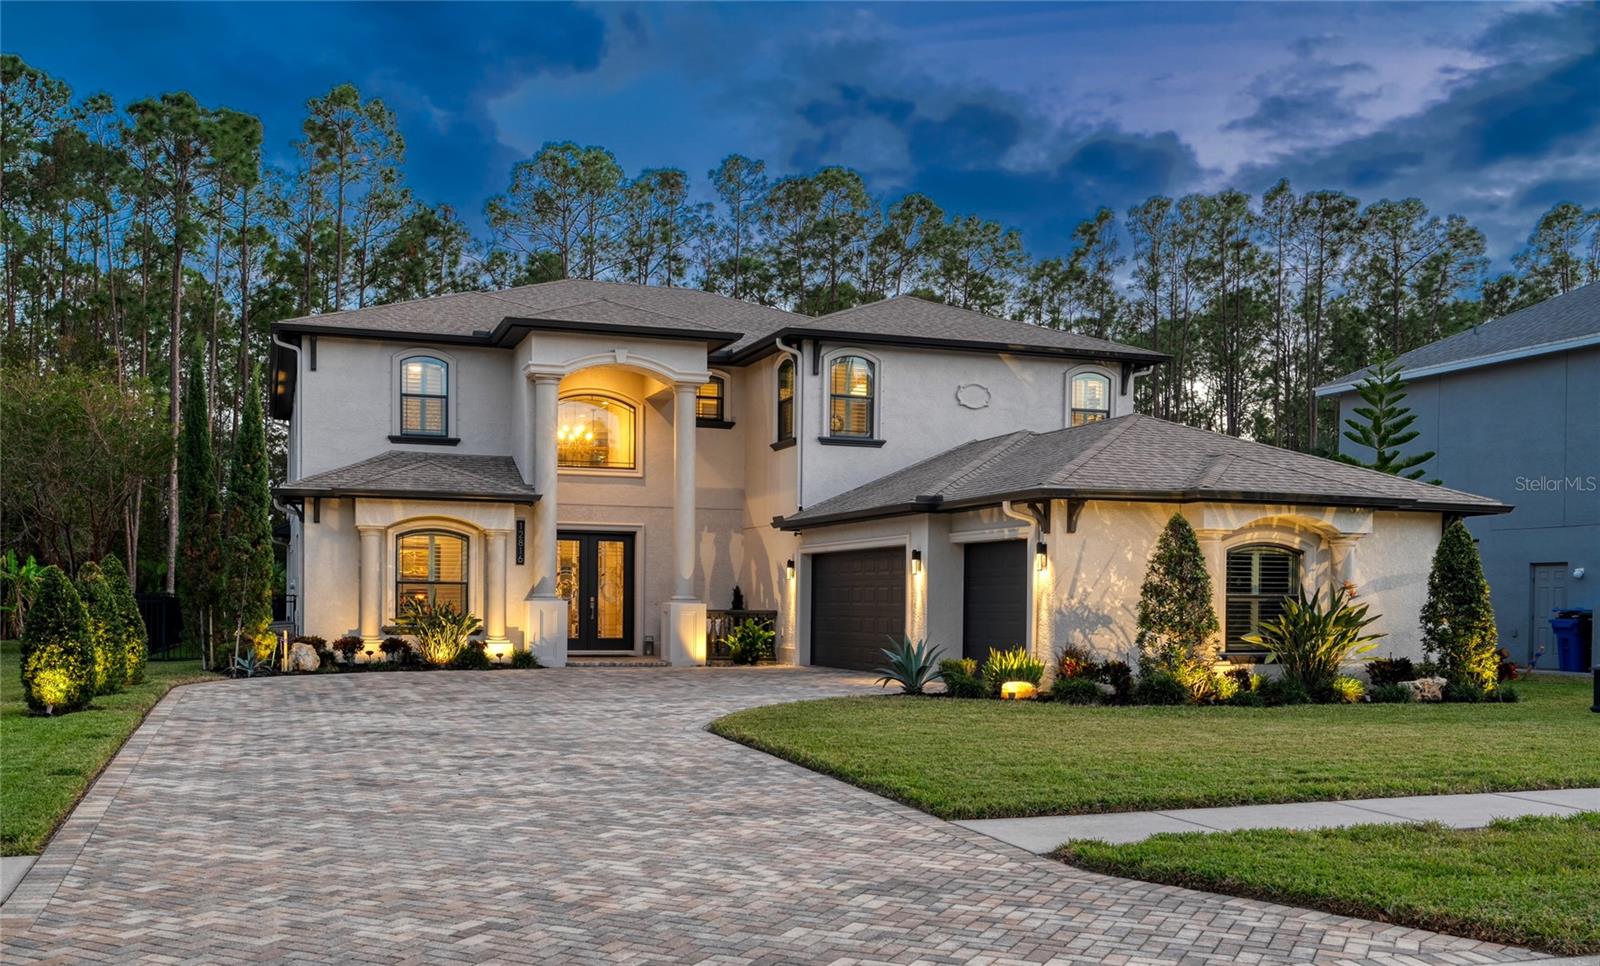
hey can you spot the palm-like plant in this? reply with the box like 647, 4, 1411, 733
875, 636, 943, 694
1243, 583, 1384, 699
397, 598, 482, 667
1, 551, 44, 639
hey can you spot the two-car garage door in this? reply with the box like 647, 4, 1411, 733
809, 547, 905, 671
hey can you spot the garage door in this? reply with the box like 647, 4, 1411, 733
810, 547, 906, 671
963, 540, 1027, 665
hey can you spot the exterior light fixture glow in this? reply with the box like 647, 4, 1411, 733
1000, 681, 1038, 701
1035, 540, 1048, 571
910, 549, 922, 575
785, 559, 795, 581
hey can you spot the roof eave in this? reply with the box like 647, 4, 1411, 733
724, 327, 1170, 367
271, 317, 744, 351
1315, 332, 1600, 397
274, 486, 540, 504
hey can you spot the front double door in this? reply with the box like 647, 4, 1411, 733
557, 531, 635, 651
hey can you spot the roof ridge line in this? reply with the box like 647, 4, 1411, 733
937, 431, 1036, 495
1047, 416, 1143, 487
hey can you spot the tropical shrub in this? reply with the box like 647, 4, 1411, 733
981, 646, 1045, 694
1135, 514, 1219, 677
0, 550, 43, 639
396, 599, 481, 667
100, 556, 147, 685
1242, 583, 1383, 699
1212, 669, 1240, 702
725, 618, 775, 665
1132, 669, 1189, 705
1364, 656, 1415, 687
1050, 676, 1102, 705
1257, 675, 1310, 706
938, 658, 985, 698
1225, 687, 1265, 707
75, 561, 126, 695
511, 649, 541, 669
1491, 684, 1520, 703
379, 636, 408, 661
291, 635, 328, 650
1367, 683, 1412, 704
1330, 675, 1365, 704
454, 639, 492, 670
1054, 642, 1094, 680
1091, 660, 1134, 703
875, 636, 943, 694
20, 566, 94, 715
1421, 520, 1500, 692
1496, 648, 1520, 682
332, 635, 363, 663
1444, 679, 1485, 703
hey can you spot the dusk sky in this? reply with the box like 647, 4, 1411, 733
6, 1, 1597, 265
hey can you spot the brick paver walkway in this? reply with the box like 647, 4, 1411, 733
0, 668, 1547, 964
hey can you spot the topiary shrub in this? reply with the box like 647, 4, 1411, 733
1368, 683, 1412, 704
1132, 669, 1189, 705
938, 658, 985, 698
100, 556, 147, 686
981, 646, 1045, 695
1051, 676, 1102, 705
20, 566, 94, 715
1364, 656, 1415, 687
75, 562, 127, 696
1135, 514, 1219, 678
1421, 520, 1500, 693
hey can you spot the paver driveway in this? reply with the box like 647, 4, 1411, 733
1, 668, 1546, 965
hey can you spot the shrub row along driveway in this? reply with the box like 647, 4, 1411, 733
0, 669, 1544, 964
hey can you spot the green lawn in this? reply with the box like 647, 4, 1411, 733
1059, 814, 1600, 955
1, 640, 217, 855
709, 675, 1600, 819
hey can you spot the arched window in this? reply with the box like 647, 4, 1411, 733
557, 393, 637, 470
775, 359, 795, 442
400, 356, 449, 436
1070, 372, 1111, 426
696, 375, 726, 424
396, 530, 468, 612
828, 355, 875, 438
1226, 545, 1301, 651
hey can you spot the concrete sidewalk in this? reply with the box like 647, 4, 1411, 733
956, 786, 1599, 853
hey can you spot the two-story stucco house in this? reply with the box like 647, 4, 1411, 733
270, 279, 1506, 671
1317, 282, 1599, 665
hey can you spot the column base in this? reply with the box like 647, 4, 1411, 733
525, 597, 569, 667
661, 600, 708, 667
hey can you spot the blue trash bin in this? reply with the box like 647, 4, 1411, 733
1549, 608, 1593, 672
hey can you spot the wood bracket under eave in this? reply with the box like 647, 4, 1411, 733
312, 497, 321, 524
810, 338, 823, 376
1019, 499, 1053, 534
1120, 362, 1135, 395
1064, 498, 1085, 533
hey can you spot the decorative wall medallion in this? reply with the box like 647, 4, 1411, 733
955, 383, 992, 409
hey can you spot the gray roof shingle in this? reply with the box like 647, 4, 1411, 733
777, 414, 1507, 529
277, 452, 536, 502
1317, 281, 1600, 393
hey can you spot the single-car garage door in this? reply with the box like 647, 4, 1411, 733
963, 540, 1027, 665
810, 547, 906, 671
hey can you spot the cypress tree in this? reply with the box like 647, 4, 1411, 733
20, 566, 93, 715
177, 347, 224, 664
101, 554, 148, 685
1136, 513, 1219, 675
220, 367, 275, 661
1340, 357, 1437, 480
76, 561, 127, 695
1421, 520, 1499, 691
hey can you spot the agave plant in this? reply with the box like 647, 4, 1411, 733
1243, 583, 1384, 699
875, 636, 943, 694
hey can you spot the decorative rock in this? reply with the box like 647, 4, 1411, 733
1399, 676, 1447, 702
1096, 682, 1118, 697
288, 642, 321, 673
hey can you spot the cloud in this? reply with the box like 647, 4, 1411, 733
1223, 39, 1378, 141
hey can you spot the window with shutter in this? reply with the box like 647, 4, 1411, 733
1225, 545, 1300, 651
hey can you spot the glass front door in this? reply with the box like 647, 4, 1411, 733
556, 531, 635, 651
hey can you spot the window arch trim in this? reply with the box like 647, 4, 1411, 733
394, 528, 470, 616
1224, 543, 1303, 653
556, 390, 641, 474
1067, 369, 1113, 427
390, 349, 459, 445
823, 349, 881, 442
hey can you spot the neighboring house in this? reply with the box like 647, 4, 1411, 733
1316, 282, 1600, 666
270, 279, 1505, 671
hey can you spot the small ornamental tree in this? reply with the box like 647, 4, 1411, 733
1340, 357, 1437, 481
1136, 513, 1219, 675
102, 555, 148, 685
20, 566, 94, 715
1421, 520, 1499, 691
220, 367, 275, 661
76, 561, 127, 696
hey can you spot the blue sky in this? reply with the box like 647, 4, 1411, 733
5, 1, 1596, 265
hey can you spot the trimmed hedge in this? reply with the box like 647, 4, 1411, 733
20, 566, 93, 714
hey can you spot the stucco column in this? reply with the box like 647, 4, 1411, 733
530, 374, 561, 597
1195, 528, 1228, 659
672, 382, 698, 600
357, 525, 384, 645
484, 529, 509, 645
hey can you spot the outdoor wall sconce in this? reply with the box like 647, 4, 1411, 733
1035, 540, 1048, 571
910, 549, 923, 575
785, 559, 795, 581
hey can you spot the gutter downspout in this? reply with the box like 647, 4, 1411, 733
776, 336, 804, 510
1001, 499, 1045, 667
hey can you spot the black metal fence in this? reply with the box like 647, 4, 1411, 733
135, 593, 198, 661
706, 609, 778, 664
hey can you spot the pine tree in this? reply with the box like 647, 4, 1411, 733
1340, 357, 1437, 480
1421, 520, 1499, 691
20, 566, 93, 715
177, 348, 224, 663
75, 561, 127, 695
220, 367, 274, 662
101, 554, 148, 685
1136, 513, 1219, 675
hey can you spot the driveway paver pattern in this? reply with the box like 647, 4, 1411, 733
0, 668, 1548, 964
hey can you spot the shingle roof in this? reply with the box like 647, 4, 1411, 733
1317, 281, 1600, 394
723, 295, 1169, 364
777, 414, 1507, 529
276, 452, 536, 503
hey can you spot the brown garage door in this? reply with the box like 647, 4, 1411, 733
810, 547, 906, 671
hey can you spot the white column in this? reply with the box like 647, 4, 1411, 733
358, 525, 384, 645
485, 529, 509, 647
663, 381, 707, 665
525, 373, 568, 666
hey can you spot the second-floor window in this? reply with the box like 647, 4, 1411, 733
1070, 372, 1111, 426
776, 359, 795, 442
829, 355, 875, 438
558, 393, 637, 470
400, 356, 449, 436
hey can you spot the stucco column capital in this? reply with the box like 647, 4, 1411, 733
356, 523, 385, 536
